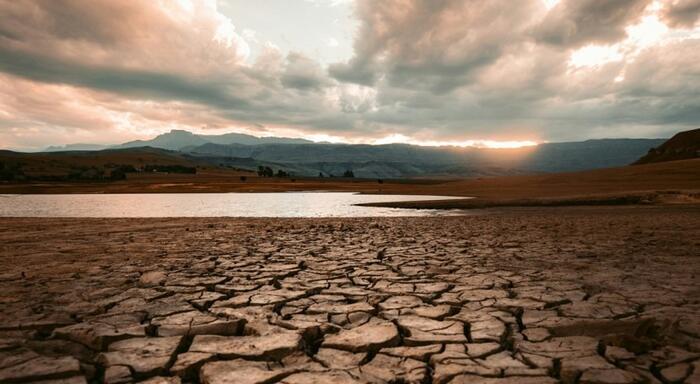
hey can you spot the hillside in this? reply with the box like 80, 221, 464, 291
115, 129, 312, 151
362, 158, 700, 209
440, 158, 700, 199
0, 147, 216, 181
43, 130, 314, 152
36, 130, 666, 178
634, 128, 700, 164
3, 149, 698, 208
184, 138, 665, 177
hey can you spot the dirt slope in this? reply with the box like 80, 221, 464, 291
634, 128, 700, 164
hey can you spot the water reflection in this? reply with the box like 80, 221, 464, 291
0, 193, 465, 218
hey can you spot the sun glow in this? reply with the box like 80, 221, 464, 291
567, 2, 676, 70
542, 0, 561, 10
371, 134, 539, 148
220, 129, 540, 149
569, 45, 623, 68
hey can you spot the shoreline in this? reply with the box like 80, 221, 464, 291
1, 159, 699, 210
359, 190, 700, 209
2, 187, 698, 211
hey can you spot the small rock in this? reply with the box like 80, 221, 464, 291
522, 328, 550, 342
139, 272, 167, 287
104, 365, 131, 384
359, 353, 428, 383
560, 355, 615, 384
152, 311, 244, 336
0, 356, 81, 383
138, 377, 182, 384
578, 368, 641, 384
99, 336, 182, 376
199, 359, 295, 384
280, 370, 365, 384
448, 376, 558, 383
659, 362, 691, 383
170, 352, 214, 379
189, 332, 301, 360
322, 318, 400, 352
396, 316, 467, 345
381, 344, 442, 360
314, 348, 365, 369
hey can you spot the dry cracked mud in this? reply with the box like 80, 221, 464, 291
1, 206, 699, 383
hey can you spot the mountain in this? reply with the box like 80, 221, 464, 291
115, 129, 312, 151
515, 139, 667, 172
634, 128, 700, 164
185, 143, 459, 163
184, 138, 665, 178
34, 129, 667, 179
44, 143, 109, 152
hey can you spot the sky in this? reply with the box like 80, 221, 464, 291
1, 0, 699, 151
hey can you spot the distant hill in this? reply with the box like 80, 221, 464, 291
0, 147, 206, 181
183, 142, 524, 178
634, 128, 700, 164
44, 143, 109, 152
183, 138, 665, 178
115, 129, 312, 151
515, 139, 667, 172
31, 129, 667, 179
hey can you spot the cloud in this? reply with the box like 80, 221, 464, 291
534, 0, 652, 47
0, 45, 251, 109
280, 53, 330, 90
0, 1, 341, 140
329, 0, 541, 92
661, 0, 700, 27
0, 0, 699, 150
0, 0, 250, 74
323, 0, 700, 141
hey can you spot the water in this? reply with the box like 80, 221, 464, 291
0, 193, 466, 217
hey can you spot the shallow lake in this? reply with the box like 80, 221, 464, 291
0, 192, 465, 217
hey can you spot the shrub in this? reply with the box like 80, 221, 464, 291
144, 164, 196, 174
257, 166, 274, 177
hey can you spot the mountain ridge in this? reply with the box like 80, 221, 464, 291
183, 138, 665, 177
34, 129, 669, 178
44, 129, 313, 152
634, 128, 700, 164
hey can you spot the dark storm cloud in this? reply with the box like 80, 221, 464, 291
534, 0, 652, 47
661, 0, 700, 27
0, 46, 251, 109
0, 0, 699, 149
328, 0, 541, 92
280, 53, 330, 90
328, 58, 377, 86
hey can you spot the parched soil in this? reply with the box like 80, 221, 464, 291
1, 206, 699, 383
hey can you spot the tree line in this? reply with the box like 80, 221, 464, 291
0, 162, 196, 182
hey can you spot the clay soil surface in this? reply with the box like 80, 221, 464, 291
1, 206, 699, 383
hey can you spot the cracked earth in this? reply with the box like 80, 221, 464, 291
1, 206, 699, 383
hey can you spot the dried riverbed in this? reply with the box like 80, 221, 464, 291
1, 206, 699, 383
